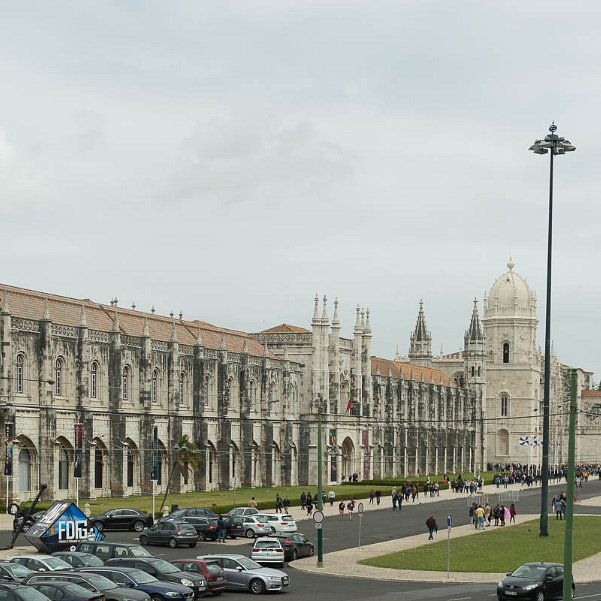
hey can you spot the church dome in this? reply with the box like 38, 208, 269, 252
485, 261, 536, 317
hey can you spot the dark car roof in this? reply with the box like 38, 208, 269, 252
0, 583, 22, 589
53, 552, 96, 557
107, 557, 157, 564
81, 567, 141, 574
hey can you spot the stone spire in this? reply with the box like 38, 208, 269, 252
364, 308, 372, 335
195, 328, 203, 347
143, 317, 150, 337
220, 334, 227, 351
79, 305, 87, 327
408, 300, 432, 367
465, 298, 483, 343
332, 298, 340, 328
354, 305, 362, 334
0, 294, 10, 314
312, 294, 320, 325
112, 310, 120, 332
241, 338, 249, 354
321, 295, 329, 324
170, 321, 178, 343
42, 297, 51, 321
263, 341, 269, 357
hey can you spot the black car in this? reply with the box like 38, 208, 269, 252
22, 571, 151, 601
51, 553, 104, 569
176, 517, 216, 541
20, 510, 46, 532
27, 581, 104, 601
139, 521, 198, 548
75, 542, 152, 560
80, 567, 195, 601
0, 562, 34, 583
159, 508, 215, 522
497, 562, 575, 601
90, 509, 152, 533
272, 533, 314, 561
106, 558, 206, 599
0, 582, 53, 601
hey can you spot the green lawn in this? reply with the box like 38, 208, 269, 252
360, 517, 601, 573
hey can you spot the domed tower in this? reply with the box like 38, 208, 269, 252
482, 260, 540, 466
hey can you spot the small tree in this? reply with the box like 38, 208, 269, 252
159, 434, 200, 513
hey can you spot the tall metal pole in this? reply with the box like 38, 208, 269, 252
539, 146, 554, 538
563, 369, 577, 601
316, 399, 323, 567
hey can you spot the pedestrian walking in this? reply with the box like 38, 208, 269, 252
300, 491, 306, 510
328, 489, 336, 507
249, 496, 257, 508
217, 515, 226, 543
275, 494, 283, 514
283, 496, 290, 514
347, 500, 355, 519
425, 516, 438, 540
306, 496, 314, 516
509, 503, 517, 524
375, 489, 382, 505
338, 500, 345, 518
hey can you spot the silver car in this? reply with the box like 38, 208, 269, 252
240, 515, 272, 538
227, 507, 259, 517
249, 538, 286, 567
197, 554, 289, 595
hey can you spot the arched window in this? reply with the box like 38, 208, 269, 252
55, 359, 64, 396
477, 366, 481, 377
503, 343, 510, 364
19, 448, 31, 492
496, 429, 509, 456
179, 372, 185, 404
501, 393, 509, 417
90, 362, 98, 399
127, 450, 135, 487
16, 354, 25, 394
470, 366, 475, 377
58, 448, 69, 489
122, 366, 130, 400
152, 369, 159, 403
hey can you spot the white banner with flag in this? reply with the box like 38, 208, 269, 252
519, 436, 541, 447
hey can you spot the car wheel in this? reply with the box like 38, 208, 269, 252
535, 590, 544, 601
309, 547, 314, 556
189, 542, 197, 548
133, 521, 145, 532
93, 521, 104, 532
169, 537, 178, 548
291, 549, 298, 561
245, 529, 255, 538
249, 578, 266, 595
198, 532, 205, 541
270, 526, 276, 534
150, 595, 164, 601
139, 535, 149, 546
22, 522, 31, 532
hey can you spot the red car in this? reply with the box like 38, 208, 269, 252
170, 559, 226, 596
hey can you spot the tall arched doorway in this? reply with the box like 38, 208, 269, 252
341, 437, 355, 480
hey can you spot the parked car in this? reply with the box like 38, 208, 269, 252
22, 571, 151, 601
27, 580, 104, 601
89, 509, 152, 533
177, 517, 216, 541
159, 508, 215, 523
139, 521, 198, 549
196, 554, 290, 595
271, 533, 314, 561
75, 542, 152, 561
204, 516, 244, 540
0, 582, 54, 601
249, 538, 285, 567
253, 514, 297, 534
8, 555, 72, 573
19, 510, 46, 532
51, 553, 104, 569
226, 507, 259, 517
170, 559, 226, 597
239, 516, 271, 539
79, 567, 194, 601
0, 561, 34, 583
105, 558, 206, 599
497, 562, 575, 601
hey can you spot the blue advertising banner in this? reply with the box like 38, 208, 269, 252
74, 423, 83, 479
4, 422, 14, 477
24, 501, 104, 553
151, 426, 158, 482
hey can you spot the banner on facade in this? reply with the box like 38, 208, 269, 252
519, 436, 541, 447
74, 423, 83, 478
4, 422, 14, 477
150, 426, 158, 481
328, 428, 337, 482
362, 429, 370, 480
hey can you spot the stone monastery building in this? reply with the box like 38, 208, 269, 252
0, 261, 598, 502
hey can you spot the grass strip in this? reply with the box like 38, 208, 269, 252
360, 516, 601, 573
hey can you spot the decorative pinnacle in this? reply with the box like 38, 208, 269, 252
549, 122, 557, 133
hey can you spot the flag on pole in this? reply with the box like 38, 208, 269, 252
345, 398, 353, 414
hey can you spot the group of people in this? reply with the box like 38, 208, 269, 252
469, 501, 517, 529
299, 489, 338, 515
552, 493, 568, 519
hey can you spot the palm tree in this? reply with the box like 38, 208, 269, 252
159, 434, 200, 513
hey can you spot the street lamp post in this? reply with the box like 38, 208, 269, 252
529, 123, 575, 537
316, 397, 324, 567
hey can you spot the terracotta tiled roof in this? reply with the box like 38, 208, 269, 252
261, 323, 309, 334
371, 357, 457, 387
582, 389, 601, 398
0, 282, 275, 359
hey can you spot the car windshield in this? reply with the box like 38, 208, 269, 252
80, 555, 104, 567
152, 560, 180, 574
511, 565, 547, 579
4, 564, 33, 577
169, 509, 189, 519
63, 584, 93, 595
128, 546, 152, 557
15, 587, 54, 601
128, 569, 158, 584
84, 574, 120, 591
45, 558, 71, 569
205, 564, 222, 575
281, 516, 294, 522
236, 557, 263, 570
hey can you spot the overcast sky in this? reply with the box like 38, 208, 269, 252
1, 1, 598, 378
